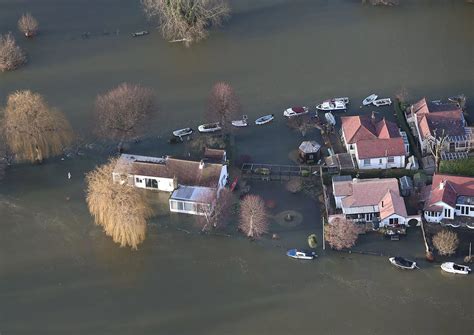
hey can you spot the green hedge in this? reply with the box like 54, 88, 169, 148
439, 157, 474, 177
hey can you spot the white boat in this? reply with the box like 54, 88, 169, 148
316, 100, 346, 111
325, 112, 336, 126
372, 98, 392, 107
231, 115, 248, 127
255, 114, 274, 125
286, 249, 317, 260
283, 106, 309, 118
389, 257, 417, 270
330, 97, 350, 104
441, 262, 471, 275
198, 122, 221, 133
363, 94, 378, 106
172, 127, 193, 137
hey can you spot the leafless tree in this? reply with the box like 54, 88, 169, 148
141, 0, 230, 45
427, 129, 448, 173
18, 13, 39, 37
0, 33, 27, 72
207, 82, 240, 134
239, 194, 268, 239
2, 90, 73, 163
433, 229, 459, 256
196, 188, 233, 232
395, 87, 409, 105
287, 115, 314, 137
86, 158, 153, 250
325, 217, 359, 250
95, 83, 156, 150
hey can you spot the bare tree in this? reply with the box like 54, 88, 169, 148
196, 188, 233, 232
141, 0, 230, 45
95, 83, 155, 150
427, 129, 448, 173
325, 217, 359, 250
433, 229, 459, 256
2, 90, 73, 163
18, 13, 39, 37
0, 33, 27, 72
239, 194, 268, 239
207, 82, 240, 134
287, 114, 314, 137
86, 158, 153, 250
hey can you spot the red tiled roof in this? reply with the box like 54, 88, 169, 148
340, 178, 400, 208
379, 189, 408, 220
342, 115, 400, 144
424, 174, 474, 210
356, 138, 406, 159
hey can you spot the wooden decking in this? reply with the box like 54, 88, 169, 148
241, 163, 319, 181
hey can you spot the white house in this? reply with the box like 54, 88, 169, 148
341, 114, 407, 169
113, 151, 228, 216
423, 174, 474, 223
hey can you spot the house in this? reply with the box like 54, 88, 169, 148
332, 177, 418, 227
341, 114, 408, 169
112, 152, 228, 215
407, 98, 474, 159
298, 141, 321, 164
423, 174, 474, 223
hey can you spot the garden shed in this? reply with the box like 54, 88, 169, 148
399, 176, 414, 196
298, 141, 321, 164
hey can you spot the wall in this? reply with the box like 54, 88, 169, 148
380, 214, 407, 227
133, 175, 175, 192
355, 155, 405, 170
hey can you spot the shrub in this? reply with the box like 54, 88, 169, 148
0, 33, 26, 72
433, 230, 459, 256
440, 158, 474, 177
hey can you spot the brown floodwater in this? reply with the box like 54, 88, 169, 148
1, 0, 473, 334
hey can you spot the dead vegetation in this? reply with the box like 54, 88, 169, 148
433, 229, 459, 256
18, 13, 39, 37
325, 217, 359, 250
207, 82, 240, 134
196, 188, 234, 232
86, 158, 153, 250
0, 33, 27, 72
239, 194, 269, 239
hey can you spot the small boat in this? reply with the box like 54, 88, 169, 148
131, 30, 149, 37
255, 114, 274, 125
448, 95, 465, 106
172, 127, 193, 137
286, 249, 317, 260
329, 97, 350, 104
362, 94, 378, 106
231, 115, 248, 127
283, 106, 309, 118
389, 256, 417, 270
325, 112, 336, 126
372, 98, 392, 107
316, 100, 346, 111
198, 122, 221, 133
441, 262, 471, 275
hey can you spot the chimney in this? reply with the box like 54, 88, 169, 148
199, 159, 205, 170
439, 180, 446, 190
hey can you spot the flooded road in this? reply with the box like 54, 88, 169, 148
1, 0, 473, 334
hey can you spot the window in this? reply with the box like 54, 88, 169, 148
170, 200, 178, 210
184, 202, 195, 212
388, 157, 395, 163
363, 159, 371, 166
456, 206, 460, 210
389, 218, 399, 225
444, 208, 451, 217
177, 201, 184, 211
470, 207, 474, 212
349, 144, 354, 150
145, 178, 158, 189
379, 159, 383, 164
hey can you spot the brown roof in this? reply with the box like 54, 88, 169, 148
203, 148, 226, 163
356, 138, 406, 159
333, 179, 353, 197
425, 174, 474, 210
339, 178, 400, 208
342, 115, 400, 143
379, 189, 408, 220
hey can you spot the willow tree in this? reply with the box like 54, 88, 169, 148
239, 195, 269, 239
207, 82, 240, 134
86, 158, 153, 250
141, 0, 230, 45
0, 33, 27, 72
2, 90, 73, 163
325, 217, 359, 250
18, 13, 39, 37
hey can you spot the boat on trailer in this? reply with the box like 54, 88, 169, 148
373, 98, 392, 107
441, 262, 471, 275
231, 115, 248, 127
389, 257, 417, 270
363, 94, 378, 106
198, 122, 221, 133
283, 106, 309, 118
255, 114, 274, 125
325, 112, 336, 126
316, 100, 346, 111
172, 127, 193, 137
286, 249, 317, 260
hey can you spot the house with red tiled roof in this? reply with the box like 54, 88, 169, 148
341, 114, 408, 169
407, 98, 473, 159
332, 177, 419, 226
423, 174, 474, 223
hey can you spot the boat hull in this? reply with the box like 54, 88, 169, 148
363, 94, 378, 106
286, 249, 317, 260
255, 114, 274, 125
198, 123, 221, 133
283, 107, 309, 118
231, 120, 247, 127
441, 262, 471, 275
325, 112, 336, 125
172, 128, 193, 137
373, 98, 392, 107
389, 257, 417, 270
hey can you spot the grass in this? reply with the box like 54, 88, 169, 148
439, 157, 474, 177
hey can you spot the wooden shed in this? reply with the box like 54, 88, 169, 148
299, 141, 321, 164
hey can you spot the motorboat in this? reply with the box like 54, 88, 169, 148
255, 114, 274, 125
441, 262, 471, 275
132, 30, 149, 37
389, 256, 417, 270
372, 98, 392, 107
198, 122, 221, 133
363, 94, 378, 106
283, 106, 309, 118
172, 127, 193, 137
231, 115, 248, 127
286, 249, 317, 260
325, 112, 336, 126
329, 97, 350, 104
316, 100, 346, 111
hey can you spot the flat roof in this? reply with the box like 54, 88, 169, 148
170, 185, 216, 202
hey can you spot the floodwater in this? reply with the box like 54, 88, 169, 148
1, 0, 473, 334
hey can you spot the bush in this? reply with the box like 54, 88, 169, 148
325, 217, 359, 250
0, 33, 26, 72
433, 230, 459, 256
439, 158, 474, 177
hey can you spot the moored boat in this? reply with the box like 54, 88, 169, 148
316, 100, 346, 111
372, 98, 392, 107
283, 106, 309, 118
172, 127, 193, 137
255, 114, 274, 125
198, 122, 221, 133
441, 262, 471, 275
132, 30, 149, 37
325, 112, 336, 126
329, 97, 350, 104
231, 115, 248, 127
389, 257, 417, 270
286, 249, 317, 260
363, 94, 378, 106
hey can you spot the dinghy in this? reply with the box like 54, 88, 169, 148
132, 30, 149, 37
283, 106, 309, 118
198, 122, 221, 133
286, 249, 317, 260
316, 100, 346, 111
441, 262, 471, 275
389, 257, 417, 270
231, 115, 248, 127
363, 94, 378, 106
172, 127, 193, 137
329, 97, 350, 104
372, 98, 392, 107
325, 112, 336, 126
255, 114, 274, 125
